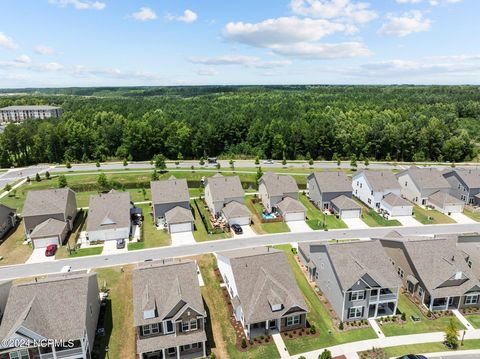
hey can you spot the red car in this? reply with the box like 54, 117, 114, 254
45, 244, 58, 257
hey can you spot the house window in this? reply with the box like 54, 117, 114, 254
458, 184, 461, 189
182, 321, 189, 332
468, 260, 472, 268
356, 181, 359, 186
286, 315, 301, 326
165, 320, 174, 334
405, 181, 408, 187
418, 287, 424, 298
348, 307, 363, 319
190, 319, 198, 330
465, 295, 479, 305
151, 323, 160, 334
9, 350, 29, 359
142, 325, 151, 336
370, 190, 373, 195
350, 290, 365, 301
461, 195, 466, 201
182, 344, 191, 351
397, 267, 404, 279
168, 348, 176, 354
360, 183, 362, 188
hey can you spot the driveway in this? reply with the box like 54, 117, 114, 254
393, 215, 422, 226
102, 240, 128, 255
287, 221, 313, 232
26, 248, 56, 264
343, 218, 369, 229
233, 225, 257, 238
171, 231, 196, 246
449, 212, 476, 224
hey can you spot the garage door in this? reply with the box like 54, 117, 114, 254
228, 217, 250, 226
169, 222, 193, 233
284, 212, 305, 222
445, 205, 464, 214
33, 236, 59, 249
340, 209, 361, 219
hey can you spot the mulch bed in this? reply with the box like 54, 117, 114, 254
404, 291, 454, 320
281, 326, 319, 340
460, 307, 480, 315
358, 348, 388, 359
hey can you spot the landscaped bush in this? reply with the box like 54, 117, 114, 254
241, 339, 247, 349
310, 325, 316, 334
339, 321, 344, 330
319, 349, 332, 359
401, 312, 406, 321
427, 310, 433, 318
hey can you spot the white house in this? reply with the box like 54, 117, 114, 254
352, 170, 401, 209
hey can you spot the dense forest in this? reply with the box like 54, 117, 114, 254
1, 85, 480, 167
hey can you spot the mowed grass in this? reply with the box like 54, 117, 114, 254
0, 221, 30, 265
299, 194, 347, 230
361, 209, 401, 227
465, 314, 480, 329
92, 265, 135, 359
413, 206, 455, 224
383, 339, 480, 357
198, 254, 280, 359
463, 208, 480, 222
191, 200, 232, 242
245, 196, 291, 234
380, 294, 464, 336
131, 203, 171, 249
275, 245, 377, 354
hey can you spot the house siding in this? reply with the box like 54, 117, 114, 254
0, 215, 15, 239
24, 212, 66, 235
307, 177, 352, 209
153, 201, 190, 221
353, 173, 401, 209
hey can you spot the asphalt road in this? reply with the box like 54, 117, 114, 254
0, 165, 49, 189
429, 355, 480, 359
1, 222, 479, 280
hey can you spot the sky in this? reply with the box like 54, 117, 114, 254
0, 0, 479, 87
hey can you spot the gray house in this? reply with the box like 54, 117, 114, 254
0, 204, 16, 240
151, 178, 194, 233
0, 281, 11, 321
22, 188, 77, 248
0, 272, 100, 359
379, 234, 480, 311
217, 247, 308, 339
299, 241, 401, 321
133, 260, 207, 359
443, 169, 480, 205
307, 171, 353, 210
258, 172, 299, 212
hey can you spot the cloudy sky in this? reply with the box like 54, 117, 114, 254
0, 0, 479, 87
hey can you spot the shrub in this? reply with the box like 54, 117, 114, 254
310, 325, 316, 334
401, 312, 406, 321
319, 349, 332, 359
299, 356, 307, 359
339, 321, 344, 330
427, 310, 433, 318
444, 318, 459, 349
210, 353, 216, 359
241, 339, 247, 349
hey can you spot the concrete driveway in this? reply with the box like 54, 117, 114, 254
26, 248, 56, 264
171, 231, 196, 246
343, 218, 369, 229
449, 212, 476, 224
102, 240, 128, 255
393, 215, 422, 226
233, 225, 257, 238
287, 221, 313, 232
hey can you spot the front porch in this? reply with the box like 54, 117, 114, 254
247, 319, 279, 339
142, 342, 206, 359
423, 294, 460, 311
368, 301, 396, 318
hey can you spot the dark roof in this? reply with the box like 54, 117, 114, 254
445, 169, 480, 189
87, 190, 131, 231
23, 188, 75, 217
260, 172, 298, 196
356, 170, 401, 192
0, 204, 15, 221
151, 178, 190, 205
308, 171, 352, 193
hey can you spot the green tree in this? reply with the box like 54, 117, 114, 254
123, 158, 128, 167
35, 173, 41, 182
254, 156, 260, 165
26, 176, 31, 183
58, 175, 68, 188
97, 173, 109, 191
96, 161, 101, 168
177, 152, 183, 162
364, 158, 369, 168
444, 318, 459, 349
151, 169, 159, 181
142, 187, 147, 199
153, 154, 166, 170
45, 171, 50, 180
229, 159, 235, 170
199, 157, 205, 166
350, 154, 357, 169
66, 160, 72, 169
319, 349, 332, 359
282, 152, 287, 166
215, 162, 221, 170
4, 184, 11, 192
256, 166, 263, 184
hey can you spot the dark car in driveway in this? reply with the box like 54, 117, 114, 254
116, 238, 125, 249
397, 355, 428, 359
231, 224, 243, 235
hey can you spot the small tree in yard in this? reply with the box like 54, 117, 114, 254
256, 167, 263, 184
364, 158, 369, 168
97, 173, 109, 191
4, 184, 11, 192
350, 154, 357, 170
151, 169, 159, 181
241, 338, 247, 349
45, 171, 50, 180
229, 159, 235, 170
444, 318, 459, 349
142, 187, 147, 199
199, 157, 205, 166
282, 153, 287, 167
319, 349, 332, 359
66, 160, 71, 169
26, 176, 31, 183
177, 152, 183, 165
123, 159, 128, 167
153, 154, 167, 170
96, 161, 101, 168
35, 173, 41, 182
58, 175, 68, 188
215, 163, 221, 171
254, 156, 260, 165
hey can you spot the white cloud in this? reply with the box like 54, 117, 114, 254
378, 10, 432, 37
396, 0, 422, 3
189, 54, 292, 68
15, 55, 31, 64
270, 42, 372, 59
48, 0, 106, 10
290, 0, 378, 23
430, 0, 462, 5
44, 62, 63, 71
34, 45, 60, 55
194, 68, 219, 76
0, 32, 19, 51
165, 9, 198, 23
132, 7, 157, 22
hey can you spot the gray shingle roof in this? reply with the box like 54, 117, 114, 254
401, 166, 451, 191
137, 329, 206, 354
0, 273, 97, 343
260, 172, 299, 197
151, 178, 189, 205
222, 201, 251, 220
381, 193, 412, 207
30, 218, 67, 238
331, 195, 361, 210
456, 235, 480, 279
133, 260, 205, 327
356, 170, 401, 192
277, 197, 305, 214
445, 169, 480, 189
308, 171, 352, 193
428, 191, 464, 207
0, 204, 15, 221
23, 188, 75, 217
218, 247, 308, 325
165, 206, 194, 224
205, 175, 244, 202
87, 190, 131, 231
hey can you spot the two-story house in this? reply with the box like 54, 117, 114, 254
443, 169, 480, 206
299, 240, 401, 321
0, 273, 100, 359
352, 170, 402, 210
217, 247, 308, 339
0, 204, 16, 241
151, 177, 194, 233
133, 260, 207, 359
379, 234, 480, 311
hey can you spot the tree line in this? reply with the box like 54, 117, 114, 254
0, 85, 479, 167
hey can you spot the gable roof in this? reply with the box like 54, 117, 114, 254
206, 174, 244, 202
428, 191, 464, 207
355, 170, 400, 192
0, 204, 15, 221
445, 169, 480, 190
133, 260, 205, 327
222, 201, 251, 220
87, 190, 131, 232
165, 206, 194, 224
259, 172, 298, 197
400, 166, 451, 191
456, 235, 480, 279
30, 218, 67, 239
0, 273, 97, 344
381, 193, 412, 207
331, 195, 361, 210
277, 197, 305, 214
308, 171, 352, 193
23, 188, 75, 218
218, 247, 307, 325
151, 178, 189, 205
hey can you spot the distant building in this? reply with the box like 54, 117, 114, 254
0, 105, 63, 123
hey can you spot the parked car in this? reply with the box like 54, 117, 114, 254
263, 159, 274, 164
116, 238, 125, 249
45, 244, 58, 257
397, 355, 427, 359
231, 224, 243, 235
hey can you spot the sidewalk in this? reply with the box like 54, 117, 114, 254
271, 331, 289, 358
368, 318, 385, 338
452, 309, 474, 331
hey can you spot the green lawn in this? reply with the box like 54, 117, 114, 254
0, 221, 30, 266
463, 209, 480, 222
67, 246, 103, 257
361, 209, 402, 227
246, 196, 291, 234
299, 194, 347, 230
262, 221, 291, 233
136, 203, 171, 248
380, 294, 464, 336
413, 206, 455, 224
191, 200, 232, 242
383, 339, 480, 357
275, 244, 377, 355
465, 314, 480, 329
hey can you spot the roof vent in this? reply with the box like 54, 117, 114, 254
451, 255, 455, 262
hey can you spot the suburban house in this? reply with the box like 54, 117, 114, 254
151, 178, 194, 233
379, 193, 413, 218
0, 204, 16, 240
276, 197, 306, 222
133, 260, 207, 359
86, 189, 132, 242
397, 166, 452, 206
204, 174, 250, 226
217, 247, 308, 339
0, 272, 100, 359
454, 233, 480, 280
352, 170, 401, 210
0, 281, 11, 321
443, 169, 480, 205
379, 234, 480, 311
298, 241, 401, 321
330, 195, 362, 219
22, 188, 78, 248
307, 171, 353, 210
258, 172, 300, 212
427, 191, 465, 214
